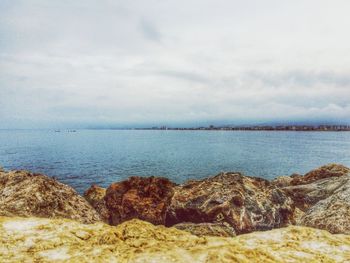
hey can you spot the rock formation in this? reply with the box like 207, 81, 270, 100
84, 184, 106, 206
299, 176, 350, 234
84, 185, 109, 222
1, 163, 350, 262
165, 172, 295, 234
104, 176, 175, 225
3, 163, 349, 242
271, 163, 350, 233
1, 216, 349, 262
289, 163, 350, 185
273, 164, 350, 210
83, 164, 350, 236
280, 174, 349, 212
0, 170, 101, 224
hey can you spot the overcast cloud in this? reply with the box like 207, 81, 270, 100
1, 0, 350, 128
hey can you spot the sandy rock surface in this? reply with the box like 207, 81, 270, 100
1, 216, 349, 263
173, 222, 236, 237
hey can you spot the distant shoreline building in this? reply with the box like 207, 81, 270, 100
137, 125, 350, 131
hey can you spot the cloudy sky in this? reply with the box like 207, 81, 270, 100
1, 0, 350, 128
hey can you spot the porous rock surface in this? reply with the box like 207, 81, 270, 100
173, 222, 236, 237
1, 216, 349, 263
84, 184, 109, 222
0, 170, 101, 223
104, 176, 175, 225
165, 172, 295, 234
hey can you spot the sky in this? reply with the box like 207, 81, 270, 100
1, 0, 350, 128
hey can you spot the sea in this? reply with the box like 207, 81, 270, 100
0, 129, 349, 193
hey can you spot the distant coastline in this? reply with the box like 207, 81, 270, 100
132, 125, 350, 132
2, 124, 350, 132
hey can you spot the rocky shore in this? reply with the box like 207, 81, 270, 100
1, 216, 350, 262
1, 163, 350, 262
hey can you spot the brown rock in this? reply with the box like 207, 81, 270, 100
165, 172, 295, 234
173, 222, 236, 237
84, 185, 109, 222
105, 176, 175, 225
290, 163, 350, 185
0, 170, 101, 223
299, 176, 350, 234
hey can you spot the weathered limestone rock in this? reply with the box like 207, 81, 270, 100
299, 177, 350, 234
271, 164, 350, 230
173, 222, 236, 237
84, 185, 109, 222
0, 170, 101, 223
282, 175, 350, 213
166, 172, 295, 234
1, 216, 349, 262
105, 176, 175, 225
277, 164, 350, 212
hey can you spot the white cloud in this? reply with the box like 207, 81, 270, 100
0, 0, 350, 128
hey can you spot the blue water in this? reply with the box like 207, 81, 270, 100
0, 129, 349, 193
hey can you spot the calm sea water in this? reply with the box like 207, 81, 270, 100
0, 129, 349, 193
